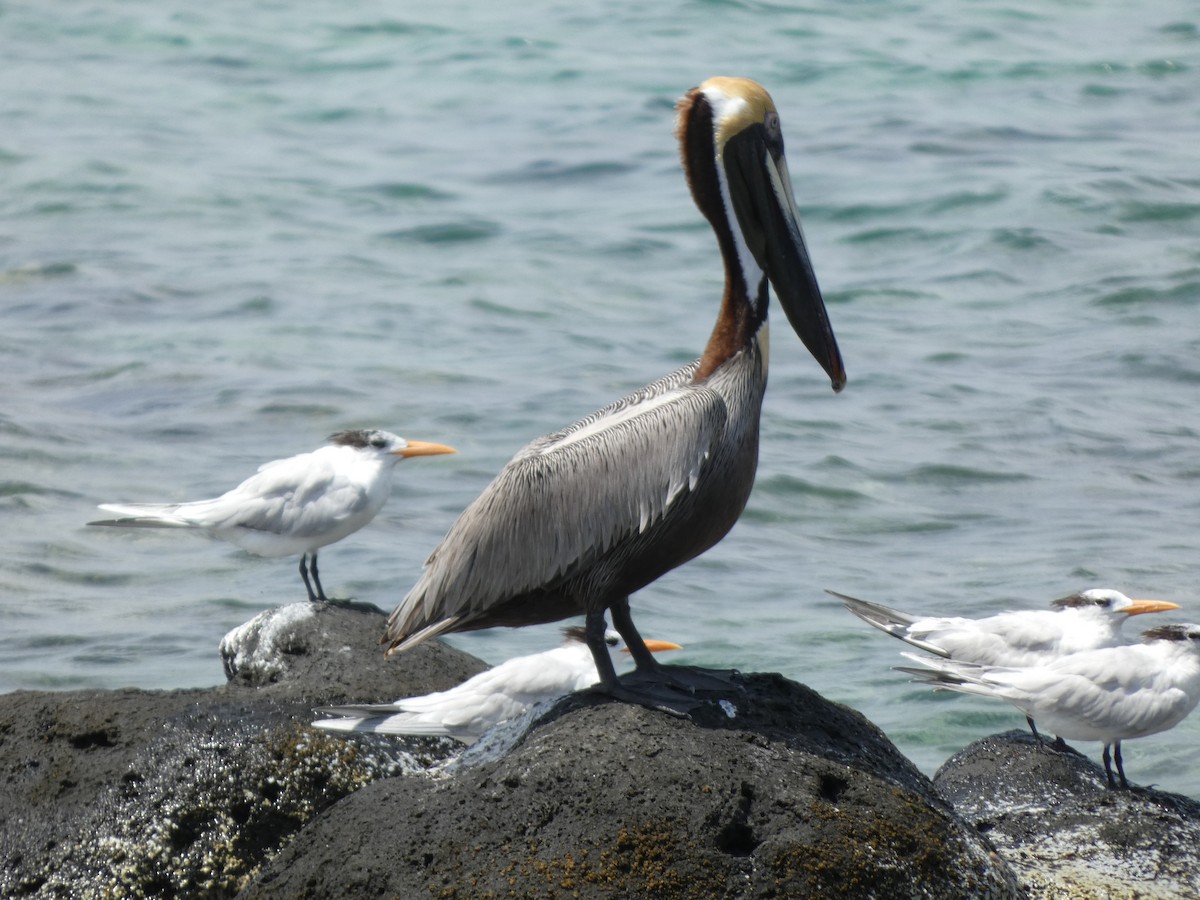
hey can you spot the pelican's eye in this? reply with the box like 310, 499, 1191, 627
763, 110, 784, 154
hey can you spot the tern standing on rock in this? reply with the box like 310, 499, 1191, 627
90, 429, 456, 602
836, 588, 1181, 742
835, 589, 1180, 666
899, 624, 1200, 789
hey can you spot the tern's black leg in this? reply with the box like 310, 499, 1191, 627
299, 554, 319, 602
1026, 715, 1043, 745
1102, 743, 1117, 789
1114, 741, 1129, 789
309, 552, 329, 602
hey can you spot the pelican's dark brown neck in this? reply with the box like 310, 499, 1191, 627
695, 279, 763, 381
677, 88, 766, 383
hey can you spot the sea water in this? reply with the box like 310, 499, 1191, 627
3, 0, 1199, 795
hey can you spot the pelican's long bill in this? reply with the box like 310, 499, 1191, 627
727, 117, 844, 391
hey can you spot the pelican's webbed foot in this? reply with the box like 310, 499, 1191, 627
588, 663, 744, 716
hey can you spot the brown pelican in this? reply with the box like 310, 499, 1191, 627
383, 77, 845, 705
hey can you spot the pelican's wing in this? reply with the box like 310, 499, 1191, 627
385, 362, 726, 650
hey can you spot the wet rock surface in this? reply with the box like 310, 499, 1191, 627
0, 602, 485, 899
238, 673, 1022, 899
935, 730, 1200, 899
12, 600, 1198, 899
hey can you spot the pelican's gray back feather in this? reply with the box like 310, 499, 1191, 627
387, 355, 768, 647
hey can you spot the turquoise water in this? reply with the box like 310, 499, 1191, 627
4, 1, 1200, 795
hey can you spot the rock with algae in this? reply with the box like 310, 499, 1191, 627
934, 730, 1200, 900
238, 674, 1024, 899
0, 602, 485, 899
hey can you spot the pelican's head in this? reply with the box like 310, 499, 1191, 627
677, 77, 845, 392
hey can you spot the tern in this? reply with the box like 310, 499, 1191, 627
383, 77, 844, 709
90, 429, 456, 602
314, 627, 681, 744
834, 589, 1180, 666
899, 624, 1200, 789
835, 588, 1180, 742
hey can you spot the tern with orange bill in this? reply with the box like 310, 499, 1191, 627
316, 627, 681, 743
835, 588, 1180, 742
90, 429, 456, 602
899, 624, 1200, 789
834, 589, 1180, 666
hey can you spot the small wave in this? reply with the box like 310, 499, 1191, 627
1117, 201, 1200, 224
357, 182, 455, 202
380, 221, 501, 244
899, 464, 1032, 485
0, 480, 80, 500
756, 473, 869, 503
1094, 281, 1200, 308
486, 160, 635, 185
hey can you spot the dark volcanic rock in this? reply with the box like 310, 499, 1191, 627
238, 674, 1023, 900
934, 730, 1200, 898
0, 602, 486, 899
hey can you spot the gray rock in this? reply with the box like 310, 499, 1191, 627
934, 730, 1200, 899
0, 602, 486, 899
238, 674, 1023, 899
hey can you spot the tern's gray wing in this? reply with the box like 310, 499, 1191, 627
386, 361, 726, 648
172, 454, 368, 538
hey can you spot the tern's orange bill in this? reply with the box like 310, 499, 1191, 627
1124, 599, 1181, 616
394, 441, 457, 458
623, 639, 683, 654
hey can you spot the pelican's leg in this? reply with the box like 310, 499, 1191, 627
585, 610, 621, 689
611, 597, 740, 695
299, 554, 319, 602
609, 597, 660, 672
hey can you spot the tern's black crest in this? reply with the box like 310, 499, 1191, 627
330, 430, 382, 449
562, 625, 617, 647
1053, 592, 1110, 610
1142, 624, 1200, 643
